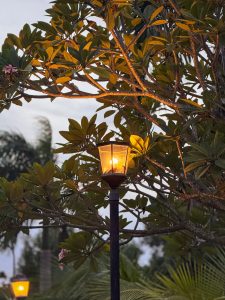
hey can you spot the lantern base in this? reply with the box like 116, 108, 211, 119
102, 174, 126, 189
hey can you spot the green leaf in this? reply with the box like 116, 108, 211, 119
104, 110, 115, 118
215, 159, 225, 169
189, 143, 209, 156
7, 34, 23, 49
12, 99, 23, 106
33, 21, 57, 35
123, 199, 137, 208
195, 165, 210, 179
185, 161, 205, 173
180, 98, 202, 108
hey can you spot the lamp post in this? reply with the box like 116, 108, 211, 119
97, 141, 130, 300
10, 275, 30, 300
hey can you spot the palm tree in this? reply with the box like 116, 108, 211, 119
27, 249, 225, 300
0, 117, 54, 292
85, 249, 225, 300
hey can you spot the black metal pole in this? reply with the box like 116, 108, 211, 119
109, 189, 120, 300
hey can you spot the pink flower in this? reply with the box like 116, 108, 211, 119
59, 263, 65, 271
58, 248, 69, 262
2, 64, 18, 75
58, 249, 69, 271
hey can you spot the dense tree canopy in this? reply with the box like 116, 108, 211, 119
1, 0, 225, 267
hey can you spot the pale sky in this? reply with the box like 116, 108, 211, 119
0, 0, 100, 147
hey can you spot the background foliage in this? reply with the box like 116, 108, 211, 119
1, 0, 225, 298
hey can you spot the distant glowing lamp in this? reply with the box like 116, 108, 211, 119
11, 275, 30, 299
97, 141, 130, 189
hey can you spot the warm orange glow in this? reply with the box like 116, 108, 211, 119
11, 280, 30, 298
98, 143, 130, 175
110, 157, 119, 166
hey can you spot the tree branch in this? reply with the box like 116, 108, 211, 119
111, 29, 148, 91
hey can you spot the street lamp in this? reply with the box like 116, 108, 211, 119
10, 275, 30, 300
97, 141, 130, 300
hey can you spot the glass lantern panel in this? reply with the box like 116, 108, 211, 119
111, 144, 129, 174
98, 144, 112, 174
98, 144, 130, 175
11, 281, 30, 298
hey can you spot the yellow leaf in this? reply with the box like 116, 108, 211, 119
137, 49, 144, 58
101, 39, 110, 48
66, 40, 79, 51
130, 135, 145, 155
180, 98, 203, 108
128, 158, 136, 168
150, 20, 168, 26
183, 20, 196, 25
150, 6, 164, 21
56, 77, 71, 84
92, 0, 103, 7
124, 34, 132, 46
106, 7, 116, 31
46, 46, 54, 59
131, 18, 142, 26
49, 64, 70, 69
31, 59, 42, 66
144, 136, 151, 152
148, 40, 165, 45
63, 51, 78, 64
109, 73, 117, 85
77, 20, 84, 29
51, 47, 61, 61
45, 70, 50, 79
176, 22, 191, 31
83, 41, 92, 51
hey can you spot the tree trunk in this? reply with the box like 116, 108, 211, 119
39, 226, 52, 293
11, 245, 16, 276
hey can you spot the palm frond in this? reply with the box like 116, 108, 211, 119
35, 117, 54, 164
0, 131, 37, 179
29, 250, 225, 300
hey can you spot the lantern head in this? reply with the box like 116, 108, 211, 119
97, 141, 130, 189
11, 275, 30, 299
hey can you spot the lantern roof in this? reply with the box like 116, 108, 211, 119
97, 141, 130, 146
11, 275, 28, 282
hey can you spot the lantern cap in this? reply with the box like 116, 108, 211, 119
11, 275, 28, 282
97, 141, 130, 147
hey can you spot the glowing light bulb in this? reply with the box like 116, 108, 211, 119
18, 285, 25, 291
110, 157, 118, 165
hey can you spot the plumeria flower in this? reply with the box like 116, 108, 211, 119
2, 64, 18, 75
58, 248, 69, 270
59, 263, 65, 271
58, 248, 69, 261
